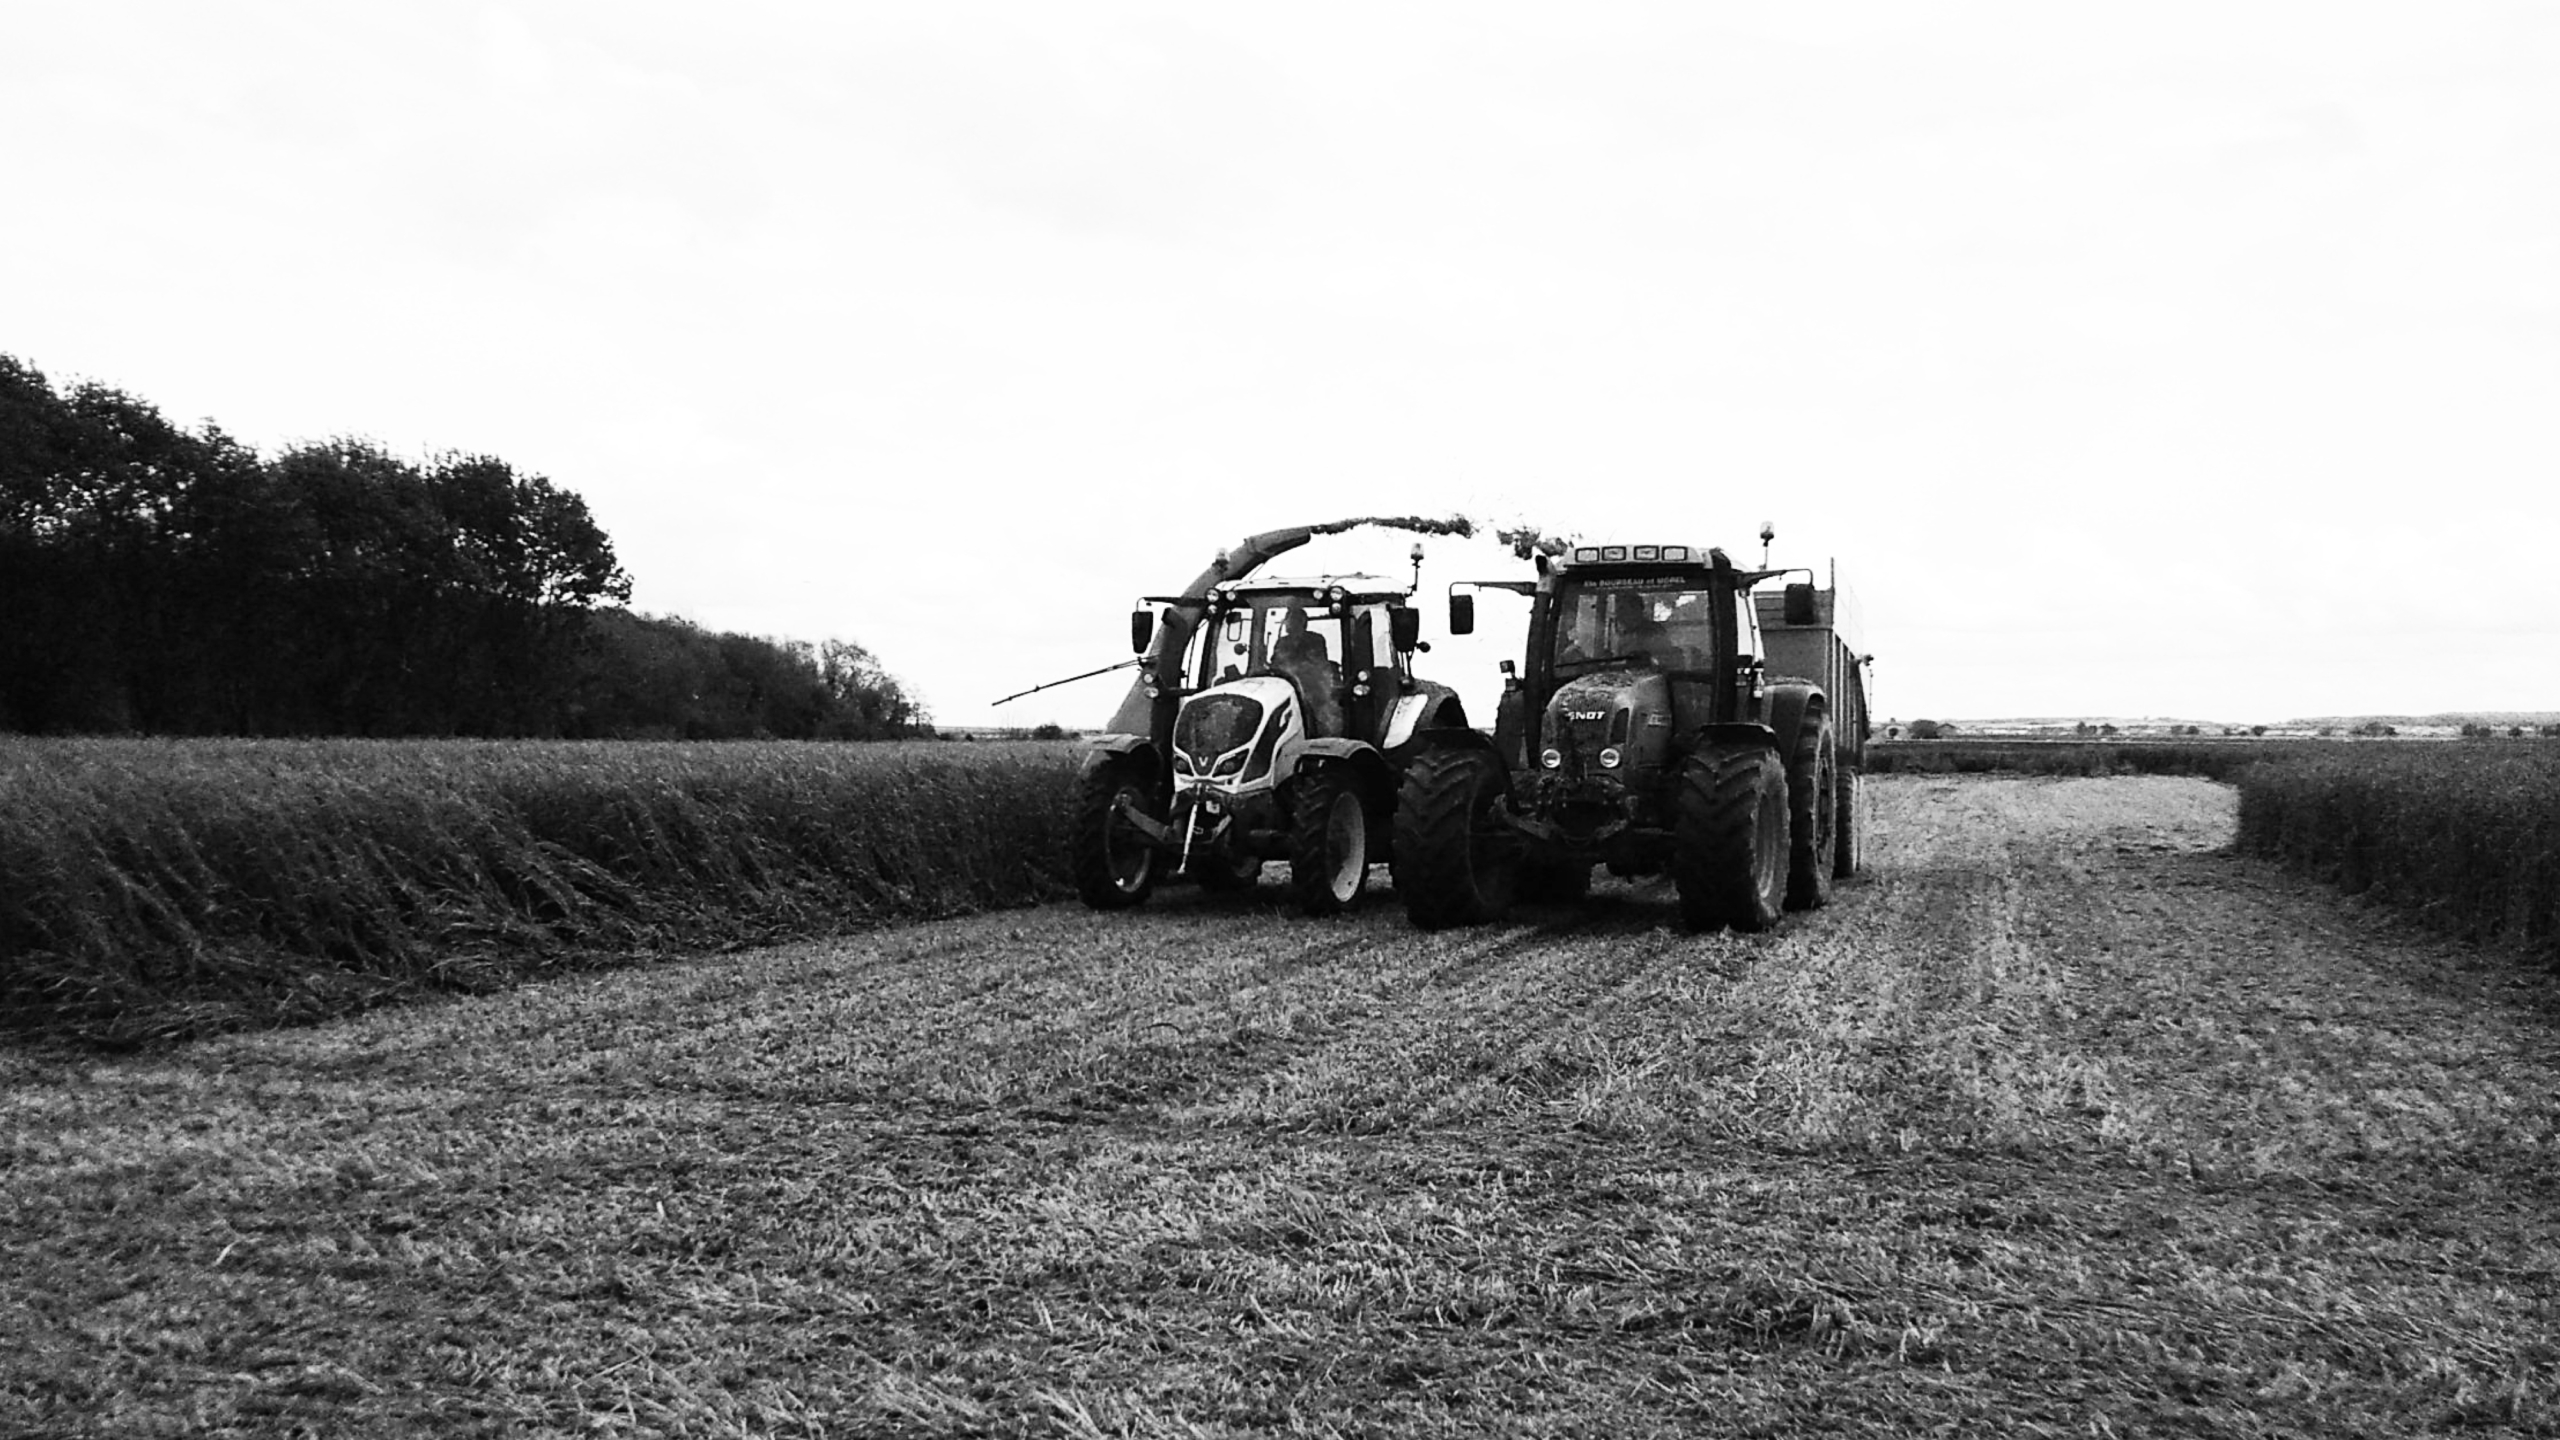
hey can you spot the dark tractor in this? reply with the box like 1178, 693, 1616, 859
1392, 536, 1870, 931
1072, 527, 1470, 916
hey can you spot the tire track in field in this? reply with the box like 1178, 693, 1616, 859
2013, 810, 2560, 1183
1472, 776, 2237, 1152
1164, 894, 1748, 1134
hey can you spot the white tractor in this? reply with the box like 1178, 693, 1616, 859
1072, 529, 1472, 916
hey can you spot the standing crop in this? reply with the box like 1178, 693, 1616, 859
0, 738, 1080, 1043
2235, 745, 2560, 963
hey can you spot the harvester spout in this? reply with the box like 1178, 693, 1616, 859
1105, 525, 1317, 737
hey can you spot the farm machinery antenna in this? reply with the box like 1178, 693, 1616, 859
1393, 525, 1874, 932
1061, 517, 1480, 916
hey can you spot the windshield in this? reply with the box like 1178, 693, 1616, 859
1553, 581, 1717, 673
1189, 597, 1349, 688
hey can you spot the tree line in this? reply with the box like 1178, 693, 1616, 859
0, 354, 926, 739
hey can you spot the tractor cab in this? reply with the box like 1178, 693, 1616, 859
1182, 577, 1421, 740
1129, 576, 1421, 805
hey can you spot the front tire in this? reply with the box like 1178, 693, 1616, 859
1290, 767, 1372, 915
1071, 756, 1161, 909
1391, 747, 1520, 929
1673, 744, 1788, 932
1784, 713, 1838, 911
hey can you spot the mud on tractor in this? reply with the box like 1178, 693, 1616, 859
1073, 526, 1471, 915
1393, 533, 1870, 931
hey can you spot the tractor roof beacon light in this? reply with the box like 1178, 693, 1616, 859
1758, 522, 1775, 568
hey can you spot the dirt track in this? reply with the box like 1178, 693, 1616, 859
8, 776, 2558, 1436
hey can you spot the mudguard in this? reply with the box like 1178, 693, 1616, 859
1694, 721, 1780, 752
1382, 694, 1436, 750
1402, 725, 1502, 759
1765, 682, 1825, 765
1382, 686, 1466, 750
1296, 737, 1397, 798
1079, 733, 1161, 777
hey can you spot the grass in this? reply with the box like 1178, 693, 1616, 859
6, 775, 2557, 1436
0, 738, 1082, 1046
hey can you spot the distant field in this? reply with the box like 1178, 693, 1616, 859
1868, 736, 2315, 781
7, 776, 2554, 1436
0, 738, 1081, 1045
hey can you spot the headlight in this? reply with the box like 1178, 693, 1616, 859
1598, 747, 1622, 769
1540, 748, 1563, 769
1212, 749, 1248, 777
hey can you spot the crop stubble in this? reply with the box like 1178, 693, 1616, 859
4, 776, 2557, 1436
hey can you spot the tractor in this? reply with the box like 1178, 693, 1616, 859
1072, 526, 1472, 916
1392, 532, 1870, 931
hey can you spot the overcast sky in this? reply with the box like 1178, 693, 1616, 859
6, 2, 2554, 729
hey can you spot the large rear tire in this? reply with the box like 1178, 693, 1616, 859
1392, 747, 1519, 929
1673, 744, 1788, 932
1290, 767, 1371, 916
1071, 756, 1161, 909
1784, 713, 1838, 911
1833, 767, 1864, 878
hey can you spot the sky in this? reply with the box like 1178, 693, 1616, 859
5, 1, 2555, 730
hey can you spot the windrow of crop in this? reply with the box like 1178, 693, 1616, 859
2234, 745, 2560, 965
0, 739, 1082, 1044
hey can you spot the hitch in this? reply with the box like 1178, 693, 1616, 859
1112, 795, 1177, 847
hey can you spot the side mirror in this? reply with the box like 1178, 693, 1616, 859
1448, 591, 1476, 635
1130, 608, 1154, 654
1783, 582, 1818, 625
1389, 605, 1421, 652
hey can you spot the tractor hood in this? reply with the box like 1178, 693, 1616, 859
1171, 675, 1303, 798
1541, 669, 1674, 778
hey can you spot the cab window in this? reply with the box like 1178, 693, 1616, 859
1248, 600, 1345, 678
1554, 583, 1716, 672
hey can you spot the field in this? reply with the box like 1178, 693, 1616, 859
7, 774, 2558, 1437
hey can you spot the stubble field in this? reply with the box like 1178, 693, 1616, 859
6, 775, 2558, 1437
